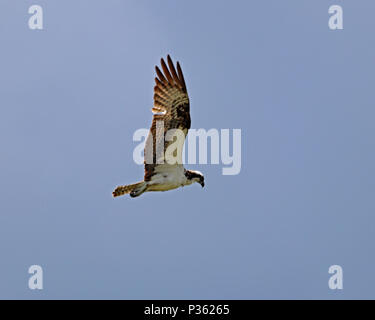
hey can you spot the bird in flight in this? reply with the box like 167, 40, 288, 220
113, 55, 204, 198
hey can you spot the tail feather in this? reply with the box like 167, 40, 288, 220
112, 182, 147, 198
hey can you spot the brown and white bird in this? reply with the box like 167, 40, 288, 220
113, 55, 204, 198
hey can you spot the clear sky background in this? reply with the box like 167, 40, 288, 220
0, 0, 374, 299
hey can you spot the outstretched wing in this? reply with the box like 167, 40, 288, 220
144, 55, 190, 181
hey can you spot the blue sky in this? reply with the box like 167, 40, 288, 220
0, 0, 374, 299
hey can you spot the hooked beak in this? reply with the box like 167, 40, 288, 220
200, 181, 205, 188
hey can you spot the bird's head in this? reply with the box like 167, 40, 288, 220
185, 170, 205, 188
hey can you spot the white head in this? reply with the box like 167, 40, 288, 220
184, 170, 205, 187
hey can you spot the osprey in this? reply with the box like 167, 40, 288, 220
113, 55, 205, 198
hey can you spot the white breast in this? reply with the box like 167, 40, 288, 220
147, 164, 189, 191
